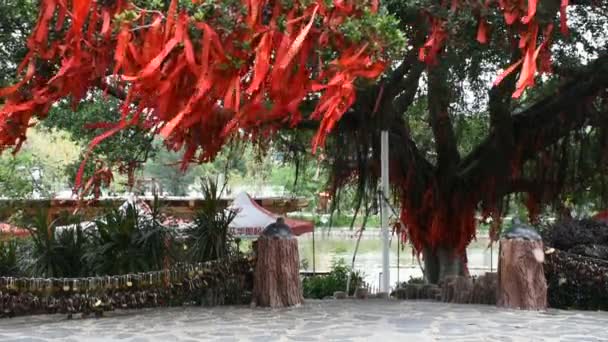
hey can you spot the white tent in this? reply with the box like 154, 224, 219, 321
228, 192, 313, 237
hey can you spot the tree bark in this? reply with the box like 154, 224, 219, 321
497, 239, 547, 310
428, 64, 460, 175
252, 235, 303, 308
423, 246, 467, 284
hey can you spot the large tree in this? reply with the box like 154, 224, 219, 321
1, 0, 607, 283
320, 0, 608, 282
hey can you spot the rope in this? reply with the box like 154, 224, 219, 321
377, 191, 426, 277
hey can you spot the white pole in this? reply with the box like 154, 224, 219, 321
381, 130, 390, 293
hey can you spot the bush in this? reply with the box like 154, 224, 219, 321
302, 259, 364, 299
19, 210, 89, 277
0, 238, 22, 276
84, 201, 175, 275
545, 249, 608, 310
183, 177, 237, 262
396, 276, 425, 288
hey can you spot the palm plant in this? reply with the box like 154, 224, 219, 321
55, 223, 89, 276
84, 204, 147, 275
0, 239, 20, 276
19, 210, 88, 277
184, 177, 237, 262
137, 196, 175, 270
84, 199, 175, 275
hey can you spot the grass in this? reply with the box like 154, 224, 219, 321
290, 213, 492, 231
289, 212, 381, 228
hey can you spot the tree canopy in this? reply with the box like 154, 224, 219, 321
1, 0, 608, 281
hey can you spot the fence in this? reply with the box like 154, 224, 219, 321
545, 249, 608, 310
0, 257, 254, 318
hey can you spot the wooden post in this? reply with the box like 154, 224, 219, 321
252, 218, 303, 308
497, 223, 547, 310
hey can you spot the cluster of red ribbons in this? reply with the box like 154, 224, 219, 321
411, 0, 572, 251
419, 0, 570, 98
0, 0, 386, 193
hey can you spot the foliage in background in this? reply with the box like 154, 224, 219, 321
143, 143, 201, 196
0, 128, 82, 198
184, 178, 237, 262
22, 129, 82, 193
0, 0, 36, 87
302, 259, 364, 299
42, 95, 156, 189
0, 153, 37, 198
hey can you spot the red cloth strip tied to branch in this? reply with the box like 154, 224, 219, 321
419, 0, 571, 98
0, 0, 389, 196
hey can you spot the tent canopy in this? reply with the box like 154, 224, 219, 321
229, 192, 313, 237
0, 223, 29, 238
593, 210, 608, 222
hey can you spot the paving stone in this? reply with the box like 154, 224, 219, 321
0, 301, 607, 341
127, 338, 150, 342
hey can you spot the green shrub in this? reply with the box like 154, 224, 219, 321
333, 245, 348, 254
396, 276, 425, 288
0, 238, 22, 276
302, 259, 364, 299
183, 177, 237, 262
19, 210, 89, 277
84, 201, 175, 275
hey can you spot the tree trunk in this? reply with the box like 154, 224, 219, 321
497, 239, 547, 310
423, 246, 467, 284
252, 235, 303, 308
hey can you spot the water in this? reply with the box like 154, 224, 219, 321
297, 228, 499, 290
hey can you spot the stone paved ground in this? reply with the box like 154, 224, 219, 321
0, 300, 607, 342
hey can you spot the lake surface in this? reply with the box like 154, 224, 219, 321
297, 228, 499, 290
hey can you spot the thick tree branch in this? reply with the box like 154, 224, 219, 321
513, 53, 608, 159
459, 53, 608, 189
392, 63, 424, 114
488, 49, 519, 134
383, 27, 426, 101
428, 65, 460, 174
384, 50, 419, 98
96, 79, 127, 101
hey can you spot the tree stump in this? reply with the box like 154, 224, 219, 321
252, 218, 303, 308
497, 223, 547, 310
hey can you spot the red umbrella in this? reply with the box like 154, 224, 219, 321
593, 210, 608, 222
0, 223, 30, 238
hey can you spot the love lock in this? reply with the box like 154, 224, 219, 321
7, 278, 15, 291
187, 279, 194, 291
